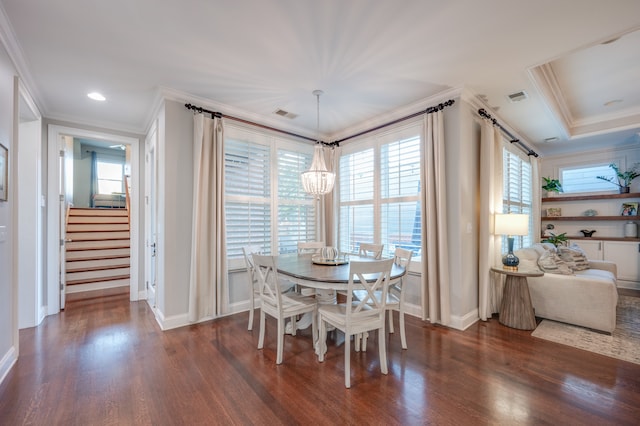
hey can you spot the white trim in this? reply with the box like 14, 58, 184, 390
449, 309, 480, 331
47, 125, 140, 315
0, 346, 17, 387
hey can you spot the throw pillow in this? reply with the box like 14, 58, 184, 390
558, 244, 590, 271
537, 250, 573, 275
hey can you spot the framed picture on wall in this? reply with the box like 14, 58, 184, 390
0, 143, 7, 201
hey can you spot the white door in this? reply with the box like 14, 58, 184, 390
59, 136, 74, 309
145, 123, 158, 308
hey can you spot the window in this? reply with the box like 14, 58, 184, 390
560, 163, 617, 193
502, 148, 533, 251
96, 160, 124, 194
224, 127, 316, 266
338, 123, 422, 260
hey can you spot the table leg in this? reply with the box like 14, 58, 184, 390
499, 275, 537, 330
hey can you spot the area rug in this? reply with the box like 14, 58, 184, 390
531, 295, 640, 365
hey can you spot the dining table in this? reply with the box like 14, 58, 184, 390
276, 252, 407, 349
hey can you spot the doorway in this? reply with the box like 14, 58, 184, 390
46, 125, 140, 315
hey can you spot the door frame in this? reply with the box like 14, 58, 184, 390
46, 124, 140, 314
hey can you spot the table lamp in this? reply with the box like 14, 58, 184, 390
494, 213, 529, 271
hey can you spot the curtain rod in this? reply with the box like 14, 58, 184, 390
478, 108, 539, 158
333, 99, 455, 145
184, 103, 321, 144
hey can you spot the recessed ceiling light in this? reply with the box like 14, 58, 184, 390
87, 92, 106, 101
603, 99, 623, 107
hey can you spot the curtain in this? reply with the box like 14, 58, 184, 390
324, 145, 341, 247
90, 151, 98, 207
531, 156, 541, 243
420, 110, 451, 325
188, 114, 228, 322
478, 122, 504, 320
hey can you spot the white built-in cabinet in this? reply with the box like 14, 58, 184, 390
543, 192, 640, 289
568, 239, 640, 287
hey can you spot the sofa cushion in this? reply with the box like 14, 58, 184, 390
558, 244, 590, 271
575, 268, 616, 281
537, 250, 573, 275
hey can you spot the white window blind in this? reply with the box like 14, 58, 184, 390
339, 148, 375, 254
277, 148, 316, 254
338, 124, 422, 260
225, 138, 271, 259
224, 129, 316, 264
502, 148, 533, 250
380, 136, 421, 257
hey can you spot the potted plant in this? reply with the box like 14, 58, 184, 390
541, 232, 569, 247
596, 163, 640, 193
542, 177, 563, 196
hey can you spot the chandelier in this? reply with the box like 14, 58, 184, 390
301, 90, 335, 197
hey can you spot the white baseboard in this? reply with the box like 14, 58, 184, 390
137, 290, 147, 300
618, 280, 640, 291
0, 346, 17, 387
449, 308, 480, 331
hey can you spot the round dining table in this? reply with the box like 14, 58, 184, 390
276, 252, 406, 354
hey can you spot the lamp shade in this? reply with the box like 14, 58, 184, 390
494, 213, 529, 236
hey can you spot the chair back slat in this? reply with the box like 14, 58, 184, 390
252, 254, 283, 309
358, 243, 384, 259
346, 259, 394, 322
297, 241, 325, 254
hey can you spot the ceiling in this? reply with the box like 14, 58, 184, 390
2, 0, 640, 156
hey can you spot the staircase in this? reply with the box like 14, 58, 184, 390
65, 207, 130, 293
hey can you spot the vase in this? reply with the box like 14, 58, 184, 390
624, 221, 638, 238
619, 186, 630, 194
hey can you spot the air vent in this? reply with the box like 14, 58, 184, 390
273, 109, 298, 119
544, 137, 558, 143
507, 91, 528, 103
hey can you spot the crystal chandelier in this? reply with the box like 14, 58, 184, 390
301, 90, 335, 197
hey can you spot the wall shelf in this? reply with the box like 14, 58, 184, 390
542, 192, 640, 202
542, 216, 639, 221
567, 236, 640, 242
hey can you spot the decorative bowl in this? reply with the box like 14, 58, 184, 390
584, 209, 598, 216
580, 229, 596, 237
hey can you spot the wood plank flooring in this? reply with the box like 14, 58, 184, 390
1, 288, 639, 425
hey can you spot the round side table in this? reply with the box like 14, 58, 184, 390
490, 267, 544, 330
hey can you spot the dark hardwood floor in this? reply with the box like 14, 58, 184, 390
1, 288, 639, 425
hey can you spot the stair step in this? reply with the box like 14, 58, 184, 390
68, 215, 129, 224
69, 208, 128, 217
66, 247, 130, 260
66, 275, 130, 287
66, 231, 130, 241
66, 239, 129, 250
66, 257, 130, 271
66, 267, 130, 282
67, 223, 130, 232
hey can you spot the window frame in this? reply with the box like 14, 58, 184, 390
337, 120, 423, 270
224, 124, 317, 270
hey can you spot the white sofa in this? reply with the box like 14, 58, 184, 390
514, 243, 618, 334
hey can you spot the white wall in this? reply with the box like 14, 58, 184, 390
540, 145, 640, 238
0, 39, 18, 383
154, 100, 193, 322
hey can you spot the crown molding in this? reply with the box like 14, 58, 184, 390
0, 3, 46, 117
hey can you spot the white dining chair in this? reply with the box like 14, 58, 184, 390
253, 254, 318, 365
297, 241, 325, 254
354, 247, 413, 349
358, 243, 384, 259
243, 246, 295, 331
317, 258, 394, 388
